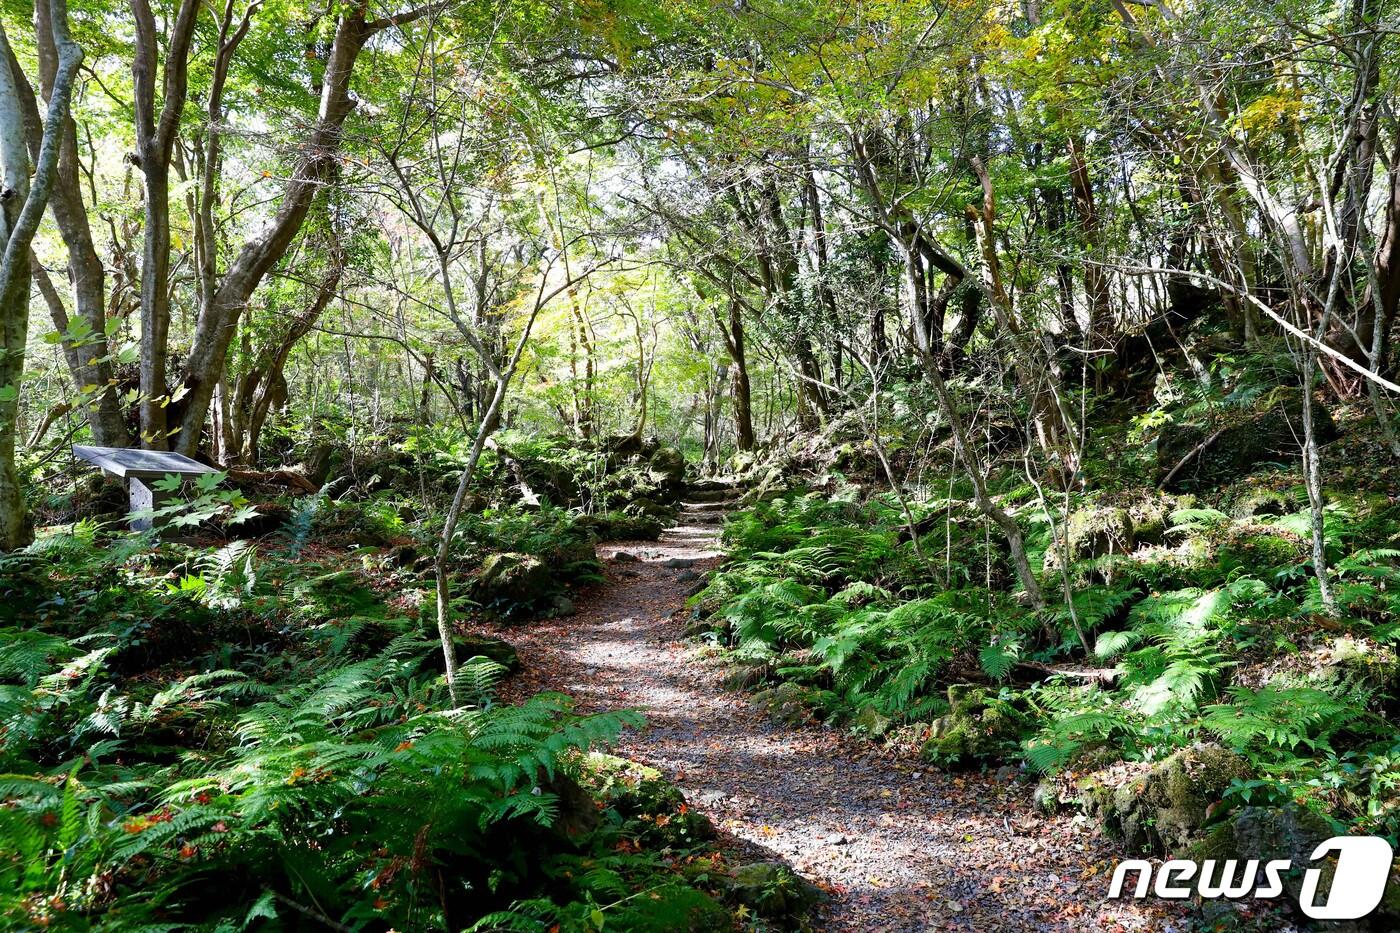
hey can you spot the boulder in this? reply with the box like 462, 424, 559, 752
1099, 743, 1251, 855
1195, 804, 1346, 927
421, 633, 520, 676
579, 511, 664, 542
610, 883, 732, 932
1311, 638, 1399, 700
920, 684, 1027, 767
471, 552, 559, 617
1127, 492, 1189, 546
1032, 777, 1061, 814
1230, 486, 1296, 520
725, 861, 823, 923
582, 753, 713, 848
851, 704, 893, 739
647, 445, 688, 497
626, 497, 674, 520
1157, 395, 1338, 491
539, 770, 600, 842
752, 682, 818, 726
1044, 504, 1135, 572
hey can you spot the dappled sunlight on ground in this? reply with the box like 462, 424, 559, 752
502, 520, 1193, 931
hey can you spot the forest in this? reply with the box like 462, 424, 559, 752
2, 0, 1400, 928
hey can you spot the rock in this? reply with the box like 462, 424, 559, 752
1067, 506, 1133, 561
610, 883, 731, 932
851, 704, 893, 739
647, 445, 688, 497
1312, 637, 1399, 698
1230, 486, 1296, 519
725, 861, 823, 922
424, 633, 520, 676
581, 753, 713, 847
1032, 777, 1061, 814
920, 685, 1027, 768
385, 543, 421, 568
994, 764, 1017, 783
664, 556, 698, 569
471, 552, 559, 617
539, 770, 600, 842
1100, 743, 1251, 856
753, 682, 815, 726
579, 511, 664, 542
611, 550, 640, 563
1194, 804, 1341, 926
1127, 492, 1188, 546
1216, 526, 1305, 575
723, 662, 772, 691
1157, 393, 1338, 491
549, 594, 575, 617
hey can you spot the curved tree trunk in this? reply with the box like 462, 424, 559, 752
0, 0, 82, 549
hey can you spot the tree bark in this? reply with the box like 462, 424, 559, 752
9, 15, 126, 446
1067, 136, 1112, 351
131, 0, 200, 449
173, 4, 439, 456
0, 1, 82, 550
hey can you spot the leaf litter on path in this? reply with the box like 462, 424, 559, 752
499, 529, 1191, 932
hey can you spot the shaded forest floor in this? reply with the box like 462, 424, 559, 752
499, 517, 1193, 931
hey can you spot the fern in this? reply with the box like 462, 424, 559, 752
1203, 686, 1370, 755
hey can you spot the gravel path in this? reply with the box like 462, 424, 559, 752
503, 516, 1188, 931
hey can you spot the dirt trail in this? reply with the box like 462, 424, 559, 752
503, 510, 1184, 931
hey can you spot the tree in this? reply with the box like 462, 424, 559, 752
0, 0, 82, 550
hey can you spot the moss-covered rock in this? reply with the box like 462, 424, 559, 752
471, 552, 559, 617
609, 882, 732, 932
724, 861, 822, 924
1311, 638, 1399, 701
1230, 486, 1296, 519
422, 632, 520, 675
1100, 743, 1251, 855
648, 445, 688, 496
920, 685, 1027, 767
851, 704, 893, 739
753, 682, 820, 726
1193, 804, 1338, 923
578, 510, 665, 541
1045, 505, 1134, 570
1215, 526, 1305, 575
582, 753, 714, 849
1157, 393, 1338, 491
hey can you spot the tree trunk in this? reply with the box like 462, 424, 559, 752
1068, 136, 1112, 351
173, 7, 430, 456
0, 1, 82, 549
10, 15, 125, 446
724, 298, 755, 451
131, 0, 200, 449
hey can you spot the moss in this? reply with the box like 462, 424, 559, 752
581, 753, 713, 849
753, 682, 820, 726
578, 510, 665, 541
725, 861, 822, 923
1102, 744, 1251, 856
921, 685, 1027, 768
1229, 486, 1295, 519
1045, 504, 1135, 571
1215, 528, 1304, 576
472, 552, 560, 618
610, 882, 732, 932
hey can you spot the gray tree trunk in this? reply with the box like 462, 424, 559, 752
0, 2, 82, 549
